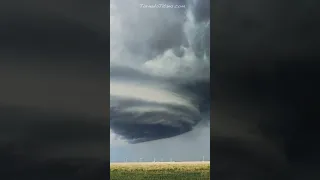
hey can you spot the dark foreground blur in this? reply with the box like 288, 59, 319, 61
0, 144, 108, 180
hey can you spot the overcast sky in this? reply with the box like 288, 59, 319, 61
110, 0, 210, 162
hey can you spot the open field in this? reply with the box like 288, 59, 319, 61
110, 161, 210, 180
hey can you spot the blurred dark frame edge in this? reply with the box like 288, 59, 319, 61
209, 2, 320, 179
0, 0, 111, 179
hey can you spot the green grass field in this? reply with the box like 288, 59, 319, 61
110, 161, 210, 180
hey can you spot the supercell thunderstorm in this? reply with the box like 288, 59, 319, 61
110, 0, 210, 143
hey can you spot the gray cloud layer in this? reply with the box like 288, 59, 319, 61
110, 0, 210, 143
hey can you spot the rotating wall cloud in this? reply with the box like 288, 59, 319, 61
110, 0, 210, 145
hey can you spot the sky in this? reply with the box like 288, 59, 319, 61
0, 0, 319, 179
110, 124, 210, 162
110, 0, 210, 162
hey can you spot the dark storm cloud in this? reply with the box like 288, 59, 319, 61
110, 96, 202, 143
212, 0, 320, 179
190, 0, 210, 22
111, 0, 210, 60
0, 0, 109, 178
110, 76, 209, 143
111, 0, 187, 59
110, 65, 209, 143
110, 0, 210, 143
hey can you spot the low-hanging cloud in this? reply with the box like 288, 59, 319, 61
110, 0, 210, 144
